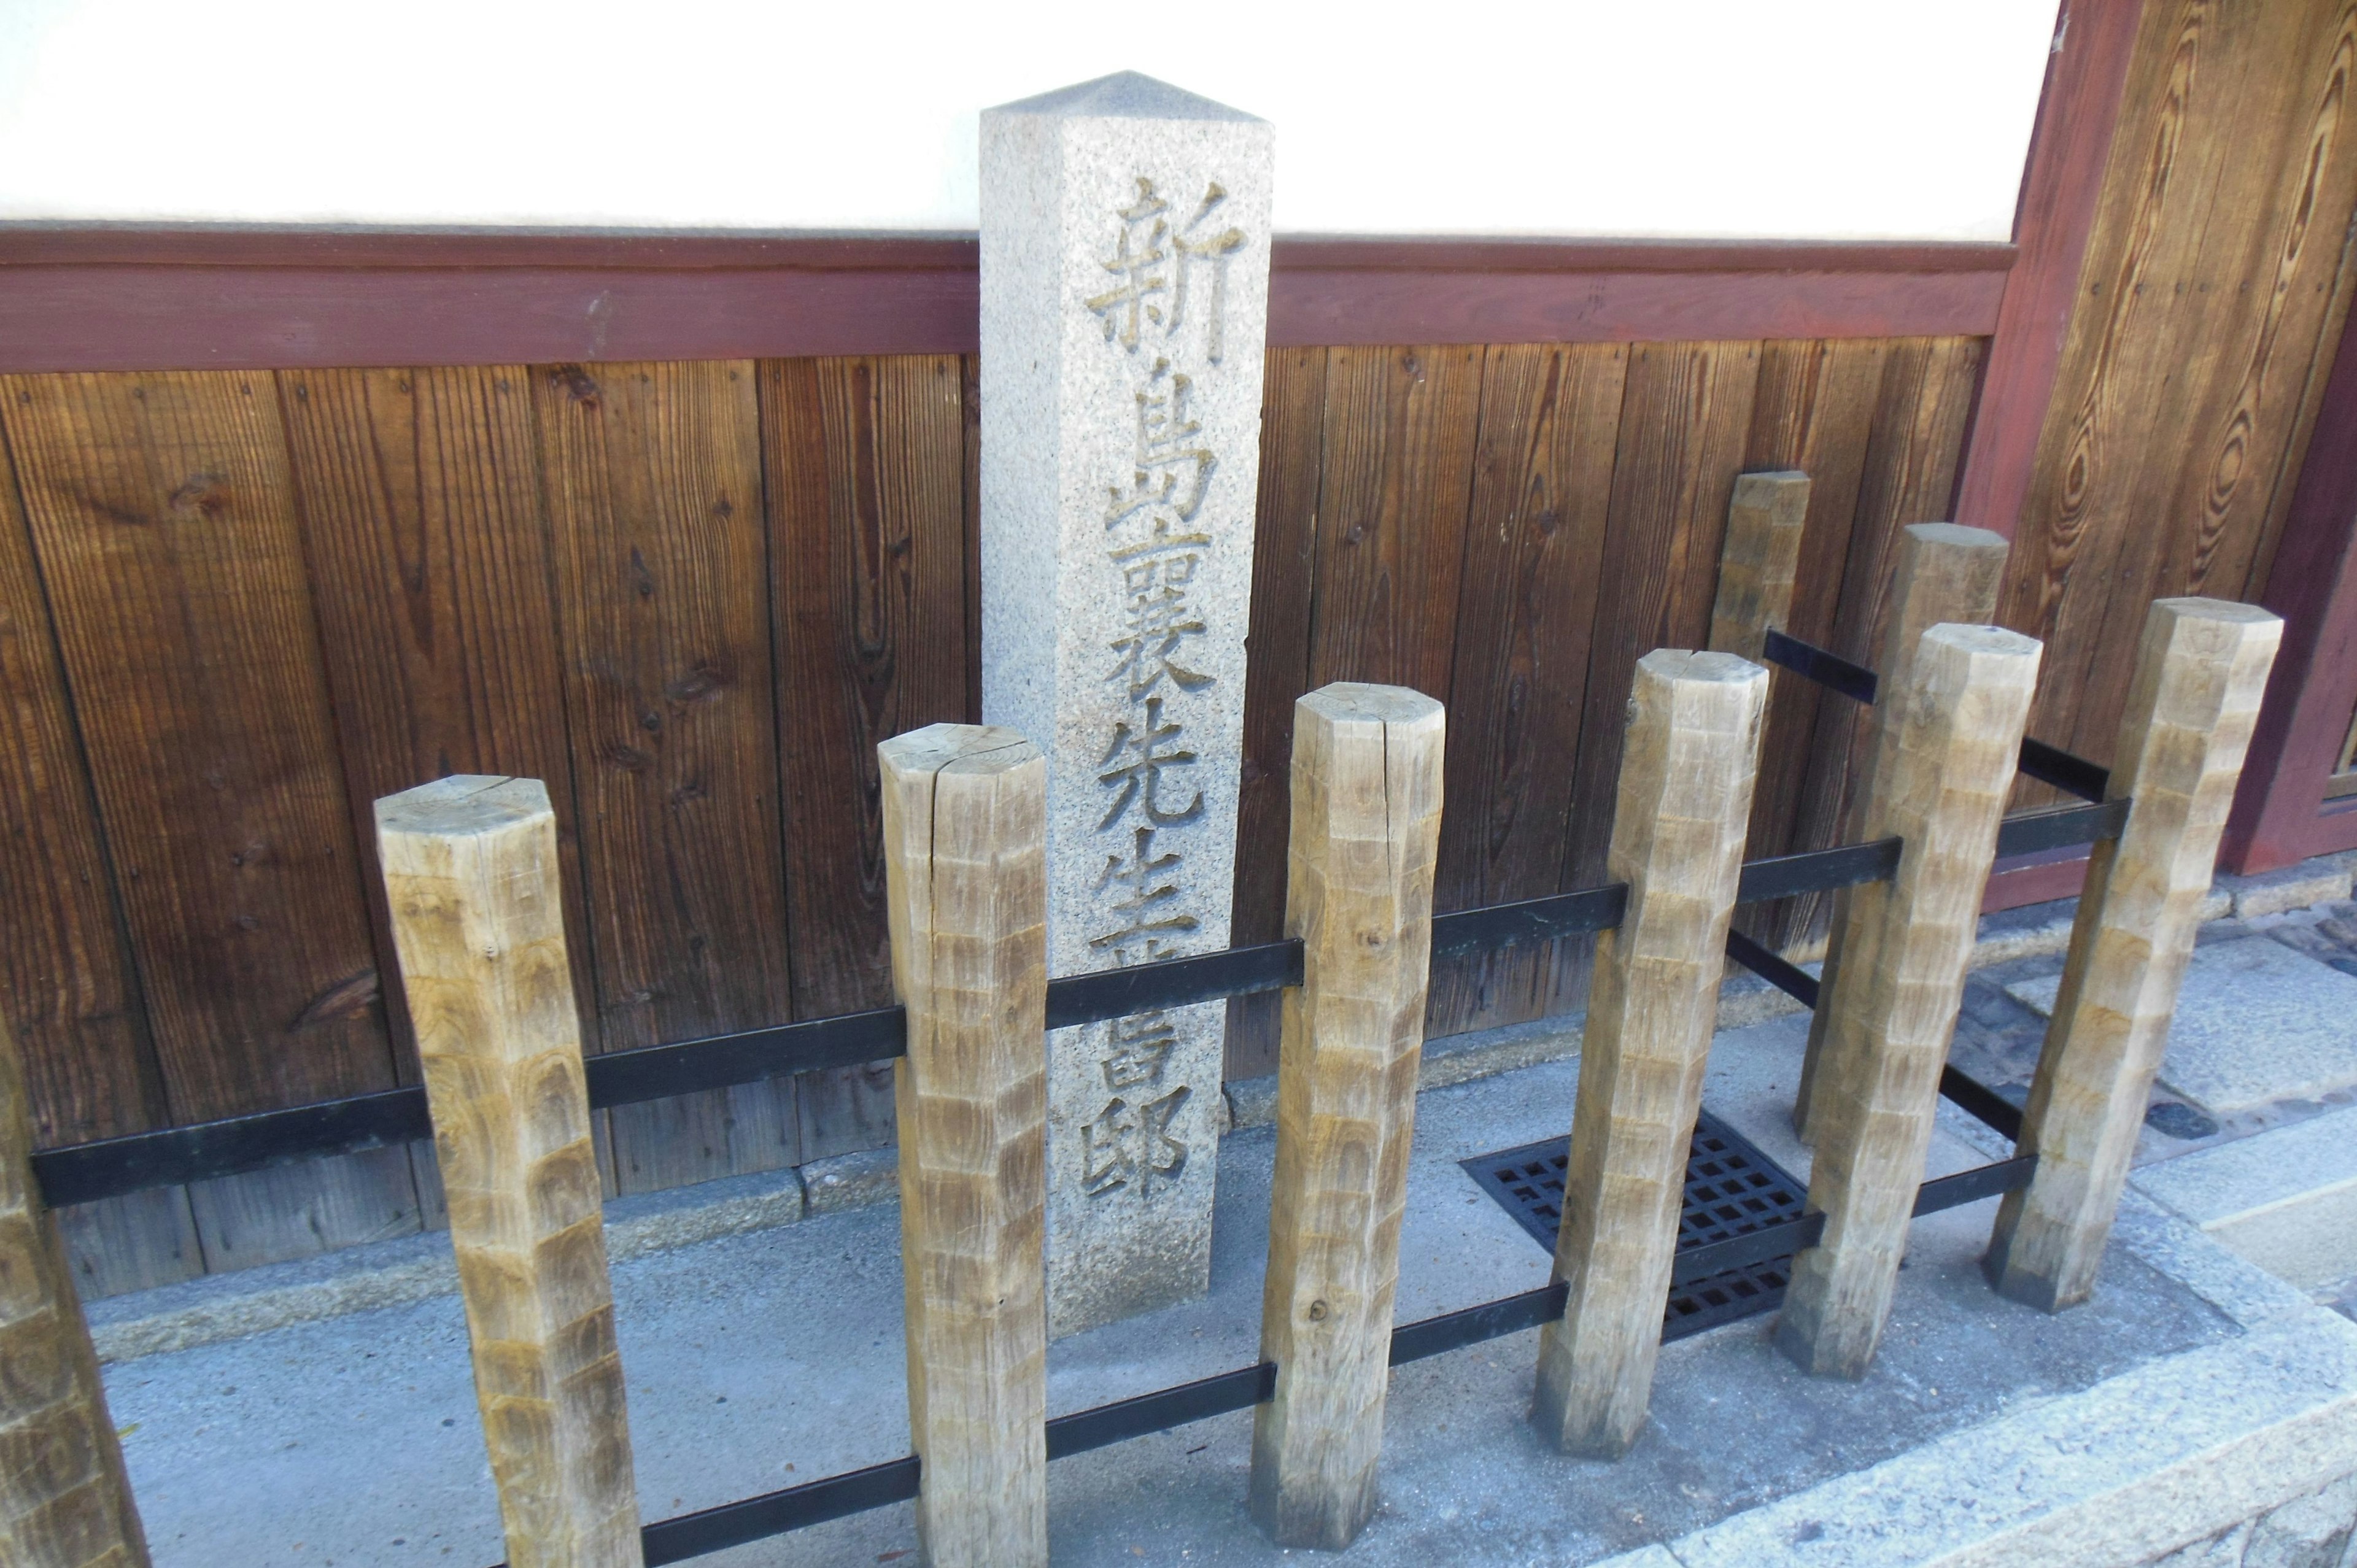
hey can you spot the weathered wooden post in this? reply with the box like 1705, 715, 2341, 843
1533, 651, 1767, 1456
1774, 625, 2040, 1378
1793, 522, 2010, 1142
879, 725, 1050, 1568
1986, 599, 2281, 1311
1250, 684, 1444, 1550
376, 777, 641, 1568
1, 1018, 150, 1568
1706, 471, 1812, 660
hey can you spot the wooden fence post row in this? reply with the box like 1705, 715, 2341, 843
1535, 651, 1768, 1456
878, 725, 1050, 1568
1252, 684, 1445, 1549
376, 778, 644, 1568
1987, 599, 2282, 1311
1, 1014, 150, 1567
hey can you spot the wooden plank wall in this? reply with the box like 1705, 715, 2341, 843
2002, 0, 2357, 792
0, 336, 1981, 1292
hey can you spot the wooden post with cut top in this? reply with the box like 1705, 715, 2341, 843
1, 1016, 150, 1568
376, 776, 641, 1568
1533, 651, 1766, 1455
1706, 471, 1813, 661
1250, 684, 1445, 1550
1986, 599, 2282, 1311
879, 724, 1049, 1568
1775, 624, 2041, 1379
1794, 522, 2010, 1143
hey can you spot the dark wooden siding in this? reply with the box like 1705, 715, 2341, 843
0, 336, 1981, 1289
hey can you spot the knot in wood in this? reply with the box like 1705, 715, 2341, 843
1307, 1299, 1329, 1322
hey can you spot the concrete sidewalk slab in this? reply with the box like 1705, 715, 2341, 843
2135, 1106, 2357, 1289
2007, 936, 2357, 1114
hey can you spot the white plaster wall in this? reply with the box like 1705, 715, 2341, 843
0, 0, 2061, 239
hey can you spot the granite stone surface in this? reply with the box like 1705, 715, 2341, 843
2008, 936, 2357, 1114
980, 72, 1274, 1336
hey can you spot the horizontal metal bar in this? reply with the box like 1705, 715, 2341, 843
1994, 798, 2129, 857
1762, 628, 1879, 704
636, 1454, 921, 1567
1669, 1210, 1826, 1286
1047, 941, 1302, 1031
1045, 1361, 1275, 1459
31, 1087, 433, 1209
1428, 884, 1628, 960
1735, 837, 1902, 904
587, 1008, 908, 1110
2019, 737, 2111, 803
1724, 929, 1819, 1009
1938, 1065, 2026, 1141
1913, 1154, 2036, 1215
1388, 1281, 1569, 1365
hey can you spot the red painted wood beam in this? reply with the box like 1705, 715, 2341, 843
0, 228, 2013, 374
1951, 0, 2147, 540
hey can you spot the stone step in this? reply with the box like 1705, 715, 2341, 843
2133, 1105, 2357, 1291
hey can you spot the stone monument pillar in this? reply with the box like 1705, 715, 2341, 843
980, 73, 1272, 1336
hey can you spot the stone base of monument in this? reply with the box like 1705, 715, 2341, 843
90, 1002, 2357, 1567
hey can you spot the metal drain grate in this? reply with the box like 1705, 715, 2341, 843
1460, 1110, 1809, 1342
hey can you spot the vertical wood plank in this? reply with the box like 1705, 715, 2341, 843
1734, 341, 1889, 945
1428, 343, 1627, 1036
1226, 348, 1329, 1080
1792, 522, 2011, 1140
1251, 684, 1444, 1550
880, 725, 1048, 1568
765, 355, 970, 1159
1705, 471, 1811, 661
2003, 0, 2357, 783
1775, 625, 2042, 1380
1988, 600, 2282, 1310
1, 370, 419, 1267
535, 361, 800, 1194
0, 1010, 150, 1568
1306, 345, 1483, 700
279, 368, 593, 1045
1532, 651, 1765, 1457
1562, 342, 1761, 895
0, 423, 163, 1147
376, 776, 641, 1568
1775, 338, 1989, 946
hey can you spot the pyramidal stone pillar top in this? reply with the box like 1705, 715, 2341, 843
980, 72, 1274, 1337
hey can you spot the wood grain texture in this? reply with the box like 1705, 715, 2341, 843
0, 369, 421, 1270
535, 360, 800, 1193
1563, 343, 1762, 895
1706, 471, 1811, 661
0, 412, 161, 1146
1987, 600, 2281, 1310
1252, 684, 1444, 1550
1775, 625, 2041, 1380
1306, 346, 1483, 700
0, 1010, 150, 1567
1532, 651, 1765, 1458
279, 366, 593, 1073
0, 371, 394, 1119
1226, 349, 1329, 1079
878, 725, 1047, 1568
765, 355, 970, 1160
1428, 344, 1627, 1035
1732, 341, 1888, 946
376, 776, 640, 1568
2003, 0, 2357, 789
1794, 523, 2011, 1140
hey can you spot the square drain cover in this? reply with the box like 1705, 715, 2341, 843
1460, 1110, 1808, 1342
